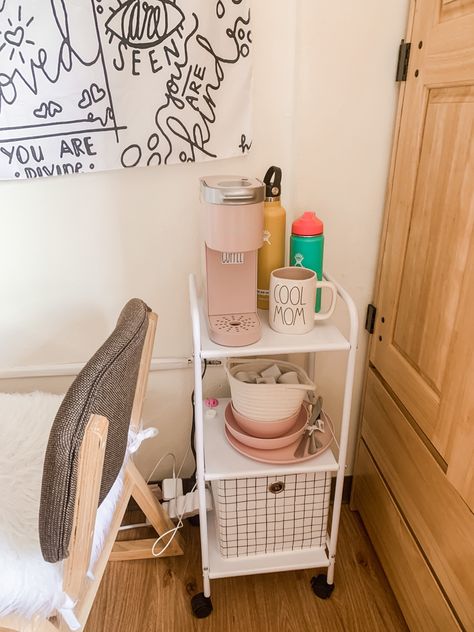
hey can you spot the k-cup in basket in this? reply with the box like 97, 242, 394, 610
225, 358, 315, 421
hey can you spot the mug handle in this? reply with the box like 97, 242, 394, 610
313, 281, 337, 321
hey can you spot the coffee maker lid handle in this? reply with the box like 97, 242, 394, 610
224, 191, 255, 201
200, 176, 264, 205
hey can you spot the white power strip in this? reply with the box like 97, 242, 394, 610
161, 477, 183, 501
162, 488, 213, 519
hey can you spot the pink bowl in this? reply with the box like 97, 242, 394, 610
230, 402, 302, 438
226, 403, 307, 449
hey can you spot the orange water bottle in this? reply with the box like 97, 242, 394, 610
257, 166, 286, 309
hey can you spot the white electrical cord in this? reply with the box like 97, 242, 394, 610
119, 452, 179, 533
125, 434, 197, 554
176, 441, 191, 480
146, 451, 176, 485
147, 440, 192, 503
151, 483, 198, 557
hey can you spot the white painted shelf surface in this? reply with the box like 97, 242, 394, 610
198, 300, 350, 360
203, 398, 338, 481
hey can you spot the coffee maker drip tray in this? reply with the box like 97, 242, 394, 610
208, 313, 261, 347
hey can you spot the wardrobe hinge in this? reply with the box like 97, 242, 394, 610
396, 39, 411, 82
365, 304, 377, 334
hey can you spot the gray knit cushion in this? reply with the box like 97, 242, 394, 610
39, 299, 151, 563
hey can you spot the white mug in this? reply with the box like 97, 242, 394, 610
269, 267, 337, 334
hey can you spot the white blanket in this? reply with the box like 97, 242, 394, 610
0, 391, 129, 620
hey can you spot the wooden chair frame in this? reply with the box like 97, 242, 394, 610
1, 311, 183, 632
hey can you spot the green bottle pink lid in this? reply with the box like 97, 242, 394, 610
291, 211, 324, 236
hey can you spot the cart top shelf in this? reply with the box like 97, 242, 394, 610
189, 275, 351, 360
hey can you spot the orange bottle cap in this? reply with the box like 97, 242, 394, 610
291, 211, 323, 236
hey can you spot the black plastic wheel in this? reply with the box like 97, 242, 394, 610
311, 574, 335, 599
191, 592, 213, 618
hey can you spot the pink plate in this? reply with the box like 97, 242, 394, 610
224, 410, 334, 464
225, 403, 307, 450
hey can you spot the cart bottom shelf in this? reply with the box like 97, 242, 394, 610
207, 514, 330, 579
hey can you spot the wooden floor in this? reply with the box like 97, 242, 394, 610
86, 506, 408, 632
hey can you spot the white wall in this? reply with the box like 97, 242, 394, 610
290, 1, 409, 472
0, 1, 408, 479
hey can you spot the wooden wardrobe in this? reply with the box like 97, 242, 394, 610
351, 1, 474, 630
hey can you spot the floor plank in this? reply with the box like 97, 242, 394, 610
86, 506, 408, 632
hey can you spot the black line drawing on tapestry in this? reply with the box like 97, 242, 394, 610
1, 0, 252, 176
239, 133, 251, 153
105, 0, 185, 49
90, 0, 120, 141
1, 124, 126, 145
0, 4, 35, 64
0, 0, 123, 142
153, 8, 251, 165
78, 83, 106, 109
33, 100, 63, 119
225, 12, 251, 58
0, 118, 92, 132
216, 1, 225, 19
86, 107, 115, 127
0, 2, 100, 109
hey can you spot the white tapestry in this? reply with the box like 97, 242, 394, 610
0, 0, 252, 180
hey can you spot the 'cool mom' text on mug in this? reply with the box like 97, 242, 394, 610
272, 283, 308, 327
269, 267, 337, 334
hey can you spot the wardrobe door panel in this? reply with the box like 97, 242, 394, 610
353, 440, 460, 632
370, 0, 474, 477
361, 370, 474, 630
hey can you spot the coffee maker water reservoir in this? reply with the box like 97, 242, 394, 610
200, 176, 264, 346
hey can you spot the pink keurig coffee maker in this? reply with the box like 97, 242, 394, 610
200, 175, 265, 346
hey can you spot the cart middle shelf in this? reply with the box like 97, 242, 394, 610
203, 398, 339, 481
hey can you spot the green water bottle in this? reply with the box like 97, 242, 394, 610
289, 211, 324, 312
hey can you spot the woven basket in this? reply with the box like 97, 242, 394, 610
225, 358, 315, 421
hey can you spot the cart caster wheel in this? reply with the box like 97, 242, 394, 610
311, 574, 334, 599
191, 593, 213, 618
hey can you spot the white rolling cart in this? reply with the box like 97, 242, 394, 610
188, 272, 358, 618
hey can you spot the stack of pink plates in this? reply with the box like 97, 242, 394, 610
224, 402, 333, 464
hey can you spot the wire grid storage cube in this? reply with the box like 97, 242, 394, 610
212, 472, 331, 558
